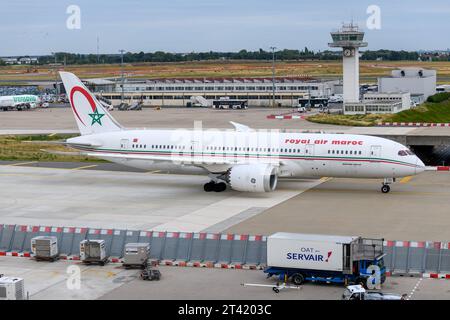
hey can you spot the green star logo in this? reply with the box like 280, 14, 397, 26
88, 108, 105, 126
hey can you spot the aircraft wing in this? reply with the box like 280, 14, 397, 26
230, 121, 252, 132
84, 151, 280, 173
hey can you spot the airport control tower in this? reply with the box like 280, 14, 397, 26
329, 23, 367, 103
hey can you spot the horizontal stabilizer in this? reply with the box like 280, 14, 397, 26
23, 140, 101, 148
40, 149, 84, 156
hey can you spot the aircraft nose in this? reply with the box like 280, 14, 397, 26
415, 157, 425, 174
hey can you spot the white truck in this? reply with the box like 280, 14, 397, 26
342, 285, 405, 300
264, 233, 386, 286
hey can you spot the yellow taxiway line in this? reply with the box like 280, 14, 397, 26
400, 176, 413, 184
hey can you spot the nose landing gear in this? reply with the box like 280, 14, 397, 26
381, 178, 395, 193
204, 181, 227, 192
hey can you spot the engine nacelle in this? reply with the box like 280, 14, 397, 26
227, 164, 278, 192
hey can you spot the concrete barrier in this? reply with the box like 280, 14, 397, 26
378, 122, 450, 127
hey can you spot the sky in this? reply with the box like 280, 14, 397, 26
0, 0, 449, 56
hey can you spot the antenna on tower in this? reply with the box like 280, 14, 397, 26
96, 36, 100, 64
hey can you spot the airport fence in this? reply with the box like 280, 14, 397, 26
0, 224, 449, 275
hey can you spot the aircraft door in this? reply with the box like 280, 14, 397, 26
120, 139, 129, 150
370, 145, 382, 158
191, 140, 199, 162
305, 144, 315, 158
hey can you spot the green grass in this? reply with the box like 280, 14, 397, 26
0, 134, 105, 162
388, 100, 450, 123
306, 113, 390, 127
308, 94, 450, 126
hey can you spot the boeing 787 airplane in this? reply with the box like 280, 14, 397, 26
59, 71, 425, 194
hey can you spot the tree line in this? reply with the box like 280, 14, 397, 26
17, 49, 450, 65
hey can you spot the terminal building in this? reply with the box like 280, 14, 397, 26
344, 92, 411, 115
93, 77, 339, 107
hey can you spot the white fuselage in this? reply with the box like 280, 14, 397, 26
68, 129, 425, 179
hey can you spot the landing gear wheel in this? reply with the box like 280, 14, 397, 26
213, 182, 227, 192
272, 287, 280, 293
381, 185, 390, 193
203, 181, 215, 192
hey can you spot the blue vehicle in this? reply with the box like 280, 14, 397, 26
264, 233, 386, 287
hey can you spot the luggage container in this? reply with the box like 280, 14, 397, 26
0, 276, 25, 300
80, 240, 109, 266
31, 236, 59, 262
123, 243, 150, 269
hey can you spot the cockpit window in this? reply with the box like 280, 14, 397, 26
398, 150, 415, 156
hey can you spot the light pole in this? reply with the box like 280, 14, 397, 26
270, 46, 277, 107
51, 52, 58, 96
119, 49, 125, 103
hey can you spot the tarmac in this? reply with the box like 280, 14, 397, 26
226, 171, 450, 242
0, 161, 449, 241
0, 164, 326, 232
1, 256, 448, 300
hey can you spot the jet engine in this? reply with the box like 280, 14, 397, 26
226, 164, 278, 192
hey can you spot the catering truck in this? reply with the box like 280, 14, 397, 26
264, 233, 386, 286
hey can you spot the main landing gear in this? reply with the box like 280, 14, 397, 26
381, 178, 395, 194
204, 181, 227, 192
